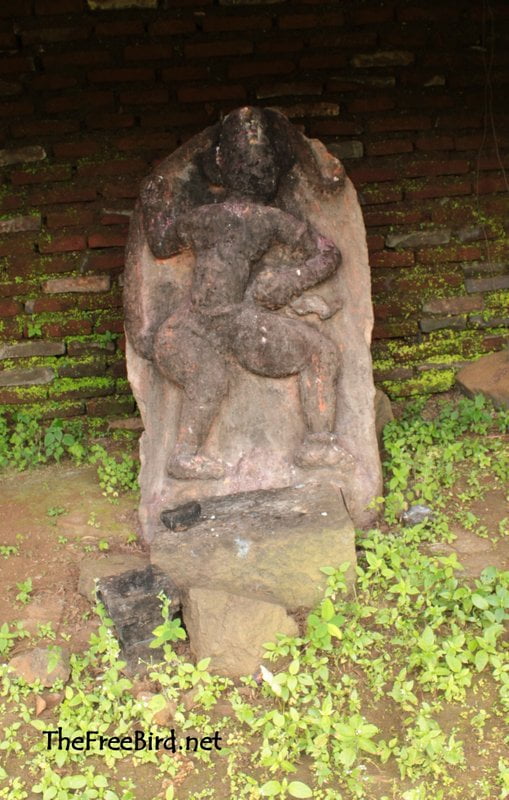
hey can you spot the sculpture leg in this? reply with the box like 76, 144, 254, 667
154, 318, 228, 479
232, 306, 347, 467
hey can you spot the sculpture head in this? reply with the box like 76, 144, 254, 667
215, 107, 295, 200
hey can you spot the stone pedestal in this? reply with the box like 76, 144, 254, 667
150, 482, 356, 611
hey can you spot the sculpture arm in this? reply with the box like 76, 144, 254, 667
140, 174, 185, 259
253, 212, 341, 310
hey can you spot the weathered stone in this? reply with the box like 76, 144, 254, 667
67, 338, 115, 356
422, 294, 483, 315
78, 554, 149, 602
417, 361, 468, 372
0, 80, 22, 97
328, 141, 364, 160
420, 316, 466, 333
374, 388, 393, 448
96, 565, 181, 651
0, 214, 41, 234
0, 341, 65, 359
125, 106, 381, 539
43, 275, 111, 294
470, 314, 509, 329
465, 275, 509, 293
87, 0, 156, 8
108, 416, 144, 431
386, 229, 451, 249
351, 51, 414, 68
0, 367, 55, 387
184, 586, 298, 678
456, 350, 509, 408
462, 261, 507, 278
0, 146, 46, 167
457, 225, 485, 243
273, 102, 340, 119
8, 646, 70, 687
151, 483, 356, 610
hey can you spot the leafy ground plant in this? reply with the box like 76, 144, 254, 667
0, 394, 507, 799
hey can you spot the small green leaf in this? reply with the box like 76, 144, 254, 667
472, 593, 489, 610
260, 780, 281, 796
288, 781, 313, 798
475, 650, 489, 672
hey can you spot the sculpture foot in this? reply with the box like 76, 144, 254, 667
294, 433, 355, 469
167, 452, 225, 480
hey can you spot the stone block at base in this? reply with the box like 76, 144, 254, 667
456, 350, 509, 409
150, 482, 356, 611
184, 587, 298, 678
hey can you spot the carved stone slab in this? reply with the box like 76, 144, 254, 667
124, 107, 382, 541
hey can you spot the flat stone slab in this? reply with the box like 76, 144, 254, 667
151, 482, 356, 610
456, 350, 509, 408
184, 587, 298, 678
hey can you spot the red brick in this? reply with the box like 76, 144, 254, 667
256, 81, 323, 99
140, 109, 211, 128
0, 32, 18, 48
308, 120, 363, 136
367, 234, 385, 252
162, 65, 210, 82
416, 135, 454, 151
185, 40, 252, 59
43, 319, 92, 337
43, 91, 114, 114
35, 0, 83, 13
349, 166, 395, 184
178, 84, 246, 103
0, 235, 36, 257
431, 204, 477, 225
475, 175, 509, 194
88, 230, 128, 249
77, 291, 122, 311
100, 179, 139, 200
95, 318, 124, 334
0, 281, 32, 298
364, 208, 427, 227
300, 54, 348, 70
100, 211, 132, 225
257, 39, 303, 54
0, 193, 25, 213
0, 100, 33, 118
349, 5, 395, 24
32, 75, 78, 91
310, 31, 378, 48
95, 20, 145, 37
43, 52, 112, 69
29, 296, 78, 313
53, 141, 102, 159
406, 179, 471, 200
11, 120, 80, 138
0, 388, 48, 405
148, 19, 197, 35
115, 132, 177, 152
124, 44, 173, 61
21, 26, 90, 45
229, 59, 295, 78
0, 298, 22, 317
28, 186, 97, 205
119, 88, 169, 105
366, 139, 413, 156
280, 12, 343, 29
477, 155, 509, 170
373, 321, 418, 339
46, 207, 96, 229
454, 134, 486, 150
39, 233, 87, 254
436, 113, 483, 129
398, 5, 456, 20
203, 15, 270, 33
371, 251, 415, 268
401, 159, 470, 178
0, 0, 32, 17
373, 302, 404, 320
0, 56, 34, 74
87, 250, 125, 272
89, 67, 154, 84
87, 113, 135, 131
361, 186, 402, 205
370, 115, 432, 133
77, 158, 146, 178
10, 165, 71, 185
348, 97, 395, 113
416, 245, 482, 264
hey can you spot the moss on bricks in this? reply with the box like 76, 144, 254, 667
380, 368, 456, 399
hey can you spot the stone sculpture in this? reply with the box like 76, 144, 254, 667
124, 106, 382, 541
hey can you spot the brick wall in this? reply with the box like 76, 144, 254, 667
0, 0, 508, 420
